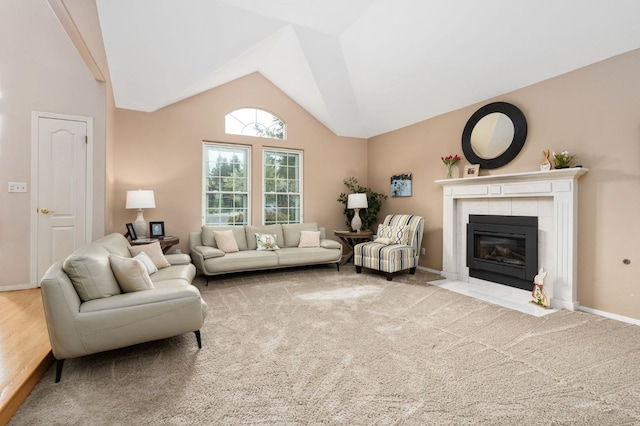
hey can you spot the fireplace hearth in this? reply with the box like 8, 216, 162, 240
467, 215, 538, 291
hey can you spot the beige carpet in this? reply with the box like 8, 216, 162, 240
11, 266, 640, 425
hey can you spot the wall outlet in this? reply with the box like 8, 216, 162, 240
8, 182, 27, 192
421, 247, 426, 255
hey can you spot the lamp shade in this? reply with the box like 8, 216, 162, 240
126, 190, 156, 209
347, 193, 368, 209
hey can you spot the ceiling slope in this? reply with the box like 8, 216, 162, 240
96, 0, 640, 138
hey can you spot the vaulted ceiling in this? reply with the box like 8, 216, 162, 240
96, 0, 640, 138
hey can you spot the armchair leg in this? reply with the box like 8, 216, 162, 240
356, 266, 362, 274
410, 267, 416, 275
336, 263, 340, 272
194, 330, 202, 349
386, 273, 393, 281
55, 359, 64, 383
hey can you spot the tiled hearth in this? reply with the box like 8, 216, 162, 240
435, 168, 588, 315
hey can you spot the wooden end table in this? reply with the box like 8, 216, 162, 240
128, 235, 180, 254
334, 230, 373, 265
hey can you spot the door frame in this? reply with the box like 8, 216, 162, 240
30, 111, 94, 287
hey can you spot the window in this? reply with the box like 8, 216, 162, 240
203, 143, 250, 225
263, 149, 302, 224
225, 108, 285, 139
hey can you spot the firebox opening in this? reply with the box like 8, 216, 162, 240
467, 215, 538, 291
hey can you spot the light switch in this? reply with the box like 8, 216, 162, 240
8, 182, 27, 192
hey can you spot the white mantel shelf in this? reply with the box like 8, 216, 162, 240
435, 167, 589, 186
435, 167, 589, 311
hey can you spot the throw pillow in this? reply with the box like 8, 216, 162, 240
255, 233, 280, 251
374, 237, 393, 245
377, 224, 409, 245
109, 255, 155, 293
213, 230, 239, 253
134, 251, 158, 274
128, 241, 171, 269
298, 230, 321, 248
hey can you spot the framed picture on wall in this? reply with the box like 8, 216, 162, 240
150, 221, 165, 238
125, 223, 137, 240
390, 173, 412, 197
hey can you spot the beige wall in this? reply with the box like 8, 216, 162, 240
110, 73, 368, 251
0, 0, 106, 289
369, 48, 640, 319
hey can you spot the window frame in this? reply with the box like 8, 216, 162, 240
202, 142, 251, 226
225, 107, 286, 140
262, 147, 303, 225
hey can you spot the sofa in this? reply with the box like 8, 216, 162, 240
189, 223, 343, 282
40, 233, 208, 382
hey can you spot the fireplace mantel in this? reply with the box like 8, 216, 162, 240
436, 167, 589, 310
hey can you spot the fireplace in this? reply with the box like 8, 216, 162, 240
467, 215, 538, 291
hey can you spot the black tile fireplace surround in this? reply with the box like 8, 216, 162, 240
467, 215, 538, 291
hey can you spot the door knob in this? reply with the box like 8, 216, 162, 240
41, 208, 53, 214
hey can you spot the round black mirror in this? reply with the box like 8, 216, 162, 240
462, 102, 527, 169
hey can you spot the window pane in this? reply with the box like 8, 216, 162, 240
225, 107, 285, 140
203, 143, 250, 225
263, 149, 302, 225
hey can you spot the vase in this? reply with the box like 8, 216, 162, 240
446, 164, 454, 178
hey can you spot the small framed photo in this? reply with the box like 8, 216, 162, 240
463, 164, 480, 178
125, 223, 137, 240
390, 173, 412, 197
149, 221, 165, 238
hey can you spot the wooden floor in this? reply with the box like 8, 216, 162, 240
0, 289, 53, 426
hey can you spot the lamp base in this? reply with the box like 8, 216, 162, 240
351, 208, 362, 232
132, 210, 147, 238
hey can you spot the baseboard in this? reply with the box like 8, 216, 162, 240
0, 283, 36, 292
417, 266, 442, 275
579, 306, 640, 326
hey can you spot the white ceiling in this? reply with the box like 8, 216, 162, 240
96, 0, 640, 138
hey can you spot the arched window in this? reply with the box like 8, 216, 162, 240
225, 108, 285, 139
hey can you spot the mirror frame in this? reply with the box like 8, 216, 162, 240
462, 102, 527, 169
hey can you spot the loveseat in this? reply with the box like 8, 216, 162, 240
40, 233, 208, 382
189, 223, 342, 282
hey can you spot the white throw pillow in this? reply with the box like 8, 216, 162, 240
128, 241, 171, 269
255, 233, 280, 251
213, 230, 239, 253
298, 230, 321, 248
134, 251, 158, 274
377, 224, 409, 245
109, 255, 155, 293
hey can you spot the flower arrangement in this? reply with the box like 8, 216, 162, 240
552, 151, 577, 168
441, 154, 461, 178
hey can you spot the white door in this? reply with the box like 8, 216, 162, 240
34, 116, 89, 282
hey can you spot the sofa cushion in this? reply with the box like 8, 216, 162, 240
129, 241, 171, 269
134, 251, 158, 274
276, 247, 341, 266
202, 226, 248, 251
213, 230, 239, 253
298, 230, 321, 248
203, 251, 278, 273
63, 244, 122, 302
109, 255, 155, 293
245, 225, 284, 250
282, 223, 318, 247
255, 233, 280, 251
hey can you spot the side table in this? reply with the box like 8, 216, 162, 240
128, 235, 180, 254
334, 230, 373, 265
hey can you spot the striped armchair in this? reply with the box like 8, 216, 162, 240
354, 214, 425, 281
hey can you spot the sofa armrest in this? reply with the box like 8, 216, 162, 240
320, 239, 342, 250
192, 245, 225, 260
165, 253, 192, 265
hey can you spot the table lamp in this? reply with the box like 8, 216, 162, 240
126, 190, 156, 238
347, 193, 368, 232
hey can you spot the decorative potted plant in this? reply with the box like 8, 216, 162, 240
337, 177, 387, 231
552, 151, 578, 169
